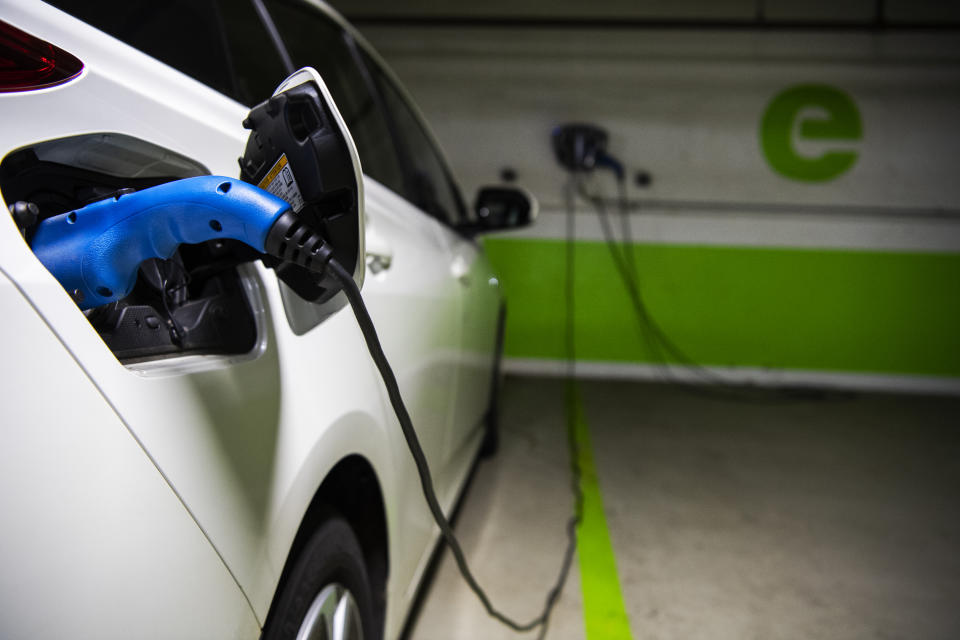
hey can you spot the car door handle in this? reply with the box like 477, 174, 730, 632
451, 255, 471, 287
366, 251, 392, 274
364, 212, 393, 274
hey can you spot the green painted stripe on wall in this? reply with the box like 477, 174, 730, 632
483, 238, 960, 378
571, 383, 633, 640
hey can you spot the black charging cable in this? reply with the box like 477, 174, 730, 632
327, 256, 580, 637
575, 172, 838, 403
577, 175, 715, 380
545, 175, 586, 640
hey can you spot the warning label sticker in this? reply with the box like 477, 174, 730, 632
258, 154, 305, 212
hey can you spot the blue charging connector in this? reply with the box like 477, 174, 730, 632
29, 175, 328, 309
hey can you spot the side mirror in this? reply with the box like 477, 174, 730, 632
469, 186, 538, 234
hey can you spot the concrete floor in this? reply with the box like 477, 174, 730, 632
406, 376, 960, 640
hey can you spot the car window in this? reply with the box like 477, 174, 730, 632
366, 57, 465, 227
265, 0, 407, 196
44, 0, 288, 106
214, 1, 290, 105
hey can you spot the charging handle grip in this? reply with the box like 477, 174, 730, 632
29, 176, 291, 309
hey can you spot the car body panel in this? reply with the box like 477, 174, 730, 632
445, 234, 502, 461
0, 1, 500, 638
0, 267, 260, 639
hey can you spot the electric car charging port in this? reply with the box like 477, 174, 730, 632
1, 133, 260, 362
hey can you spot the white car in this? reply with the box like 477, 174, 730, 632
0, 1, 533, 638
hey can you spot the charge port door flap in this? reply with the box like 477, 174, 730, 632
239, 67, 364, 332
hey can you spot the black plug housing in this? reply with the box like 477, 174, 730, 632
239, 81, 360, 303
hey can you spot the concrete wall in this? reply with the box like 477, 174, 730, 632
353, 20, 960, 391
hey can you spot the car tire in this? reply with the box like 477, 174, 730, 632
480, 304, 507, 458
262, 515, 378, 640
480, 396, 500, 457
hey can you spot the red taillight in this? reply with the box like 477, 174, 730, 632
0, 20, 83, 92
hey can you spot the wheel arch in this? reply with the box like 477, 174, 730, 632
266, 454, 389, 638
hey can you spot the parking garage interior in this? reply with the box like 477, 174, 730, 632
3, 0, 959, 638
330, 1, 960, 638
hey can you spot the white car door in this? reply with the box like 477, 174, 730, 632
359, 178, 463, 523
261, 2, 468, 601
447, 233, 502, 453
366, 62, 486, 478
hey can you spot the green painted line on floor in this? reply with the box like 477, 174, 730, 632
570, 384, 633, 640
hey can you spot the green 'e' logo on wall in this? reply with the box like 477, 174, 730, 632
760, 84, 862, 182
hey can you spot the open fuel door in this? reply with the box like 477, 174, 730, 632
240, 67, 365, 332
